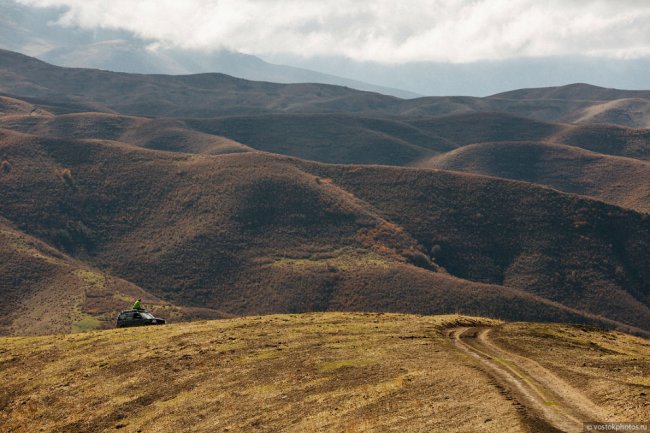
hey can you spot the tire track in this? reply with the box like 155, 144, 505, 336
448, 327, 606, 433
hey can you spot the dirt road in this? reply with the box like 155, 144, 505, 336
448, 327, 607, 433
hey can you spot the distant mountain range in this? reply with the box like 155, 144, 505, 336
0, 0, 417, 98
4, 0, 650, 98
2, 49, 650, 128
266, 54, 650, 97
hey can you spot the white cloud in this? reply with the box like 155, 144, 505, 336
15, 0, 650, 63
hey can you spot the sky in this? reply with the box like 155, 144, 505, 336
15, 0, 650, 64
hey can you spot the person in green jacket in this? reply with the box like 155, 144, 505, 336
132, 299, 143, 310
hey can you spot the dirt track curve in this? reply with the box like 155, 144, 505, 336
448, 327, 608, 433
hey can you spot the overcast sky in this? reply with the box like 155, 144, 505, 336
15, 0, 650, 64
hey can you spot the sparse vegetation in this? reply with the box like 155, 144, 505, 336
58, 167, 73, 187
71, 313, 102, 332
74, 269, 105, 288
1, 157, 10, 174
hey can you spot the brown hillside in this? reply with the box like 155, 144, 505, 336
0, 217, 221, 336
417, 141, 650, 213
0, 113, 251, 155
551, 124, 650, 160
3, 103, 647, 173
0, 111, 449, 165
491, 83, 650, 101
407, 112, 560, 145
0, 129, 602, 331
0, 130, 648, 333
569, 98, 650, 128
3, 92, 647, 167
0, 49, 403, 118
186, 114, 455, 165
306, 162, 650, 329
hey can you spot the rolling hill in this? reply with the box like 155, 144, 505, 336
418, 141, 650, 213
2, 49, 650, 127
0, 214, 228, 336
491, 83, 650, 101
1, 313, 648, 432
2, 100, 648, 164
0, 128, 648, 335
0, 49, 649, 338
2, 103, 647, 216
550, 123, 650, 160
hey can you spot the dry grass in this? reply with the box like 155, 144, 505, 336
491, 322, 650, 421
0, 313, 517, 433
1, 313, 648, 433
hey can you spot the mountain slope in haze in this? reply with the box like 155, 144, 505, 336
0, 0, 417, 99
1, 129, 649, 333
0, 49, 404, 118
2, 49, 650, 127
270, 53, 650, 97
492, 83, 650, 101
418, 141, 650, 213
39, 41, 419, 99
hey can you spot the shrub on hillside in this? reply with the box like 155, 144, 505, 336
58, 168, 74, 187
1, 158, 10, 175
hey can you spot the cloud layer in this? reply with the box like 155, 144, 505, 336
16, 0, 650, 63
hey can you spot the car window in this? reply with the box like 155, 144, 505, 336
133, 314, 142, 319
141, 313, 154, 319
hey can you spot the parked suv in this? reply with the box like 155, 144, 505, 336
116, 309, 166, 328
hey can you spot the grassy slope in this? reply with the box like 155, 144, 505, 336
1, 313, 648, 433
418, 141, 650, 213
2, 109, 649, 216
186, 114, 456, 165
491, 83, 650, 101
491, 322, 650, 423
0, 217, 228, 336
